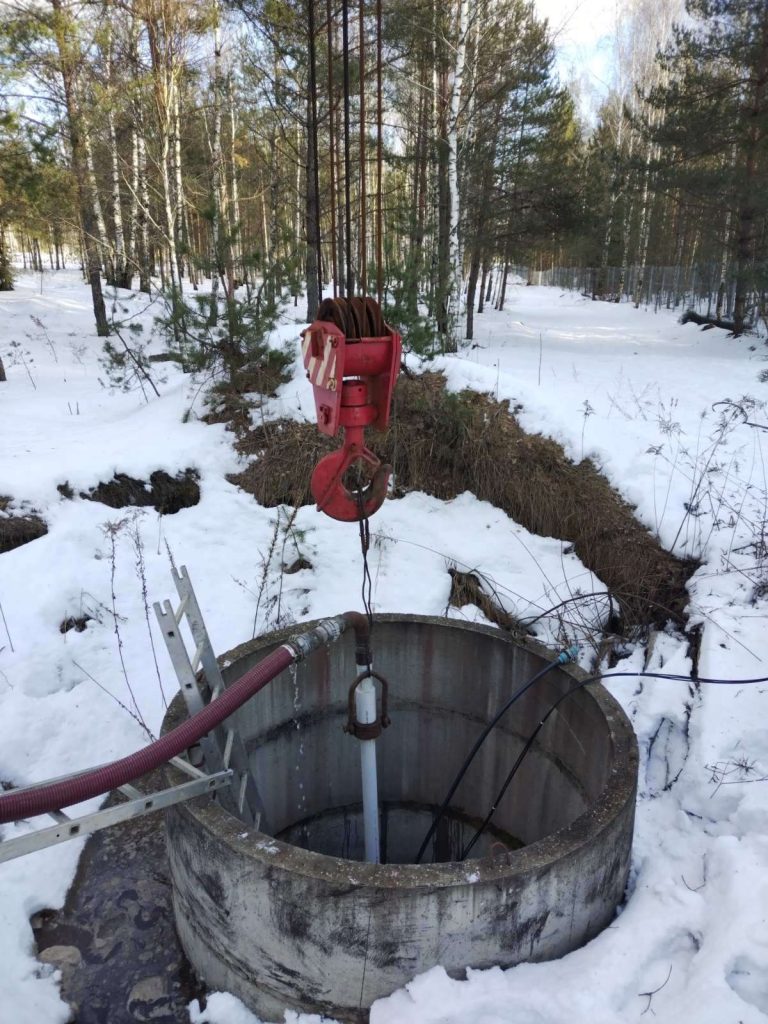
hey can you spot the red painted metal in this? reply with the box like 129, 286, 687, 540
302, 300, 401, 522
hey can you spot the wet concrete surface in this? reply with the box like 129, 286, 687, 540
32, 774, 205, 1023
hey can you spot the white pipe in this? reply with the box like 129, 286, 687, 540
355, 676, 381, 863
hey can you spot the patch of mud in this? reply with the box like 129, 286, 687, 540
59, 614, 92, 634
59, 470, 200, 515
32, 770, 204, 1023
0, 496, 48, 553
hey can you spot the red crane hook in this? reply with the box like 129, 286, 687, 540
301, 298, 401, 523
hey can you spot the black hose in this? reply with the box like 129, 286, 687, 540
460, 666, 768, 860
413, 649, 577, 864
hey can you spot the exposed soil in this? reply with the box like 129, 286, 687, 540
60, 614, 92, 634
447, 568, 528, 635
230, 373, 695, 631
58, 470, 201, 515
32, 769, 205, 1024
0, 496, 48, 553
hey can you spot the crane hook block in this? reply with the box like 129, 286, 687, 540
301, 297, 401, 523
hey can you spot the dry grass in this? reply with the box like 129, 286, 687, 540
229, 420, 334, 509
0, 512, 48, 553
447, 568, 527, 635
230, 373, 695, 630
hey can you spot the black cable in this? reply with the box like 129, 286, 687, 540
413, 651, 576, 864
356, 487, 374, 673
459, 667, 768, 861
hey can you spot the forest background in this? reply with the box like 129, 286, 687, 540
0, 0, 766, 363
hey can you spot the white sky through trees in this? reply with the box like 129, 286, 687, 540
534, 0, 618, 120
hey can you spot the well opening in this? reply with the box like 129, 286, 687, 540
220, 617, 614, 865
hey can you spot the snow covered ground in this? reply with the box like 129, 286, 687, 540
1, 270, 768, 1024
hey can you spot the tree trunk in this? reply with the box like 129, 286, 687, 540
716, 205, 732, 321
173, 94, 190, 285
477, 262, 487, 314
83, 129, 111, 282
598, 112, 629, 299
733, 22, 767, 335
227, 75, 244, 286
136, 124, 151, 294
145, 14, 180, 295
0, 227, 12, 290
632, 111, 658, 308
305, 96, 320, 319
435, 67, 450, 341
126, 124, 139, 284
496, 260, 509, 311
464, 247, 481, 340
159, 127, 179, 293
445, 0, 470, 349
51, 0, 109, 336
209, 11, 224, 324
293, 119, 303, 303
305, 0, 321, 321
108, 104, 129, 288
106, 19, 128, 290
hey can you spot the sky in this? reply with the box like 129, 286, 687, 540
533, 0, 618, 122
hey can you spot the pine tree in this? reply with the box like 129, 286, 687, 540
646, 0, 768, 333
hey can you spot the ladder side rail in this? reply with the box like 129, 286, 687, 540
0, 770, 233, 864
172, 566, 227, 700
172, 567, 273, 830
154, 589, 271, 831
154, 599, 243, 818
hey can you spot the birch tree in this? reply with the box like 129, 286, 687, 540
445, 0, 470, 348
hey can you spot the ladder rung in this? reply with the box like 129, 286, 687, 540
237, 773, 248, 812
174, 595, 189, 625
191, 640, 205, 673
223, 729, 234, 769
169, 755, 207, 780
118, 783, 143, 801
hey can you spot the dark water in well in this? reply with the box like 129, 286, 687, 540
276, 800, 524, 864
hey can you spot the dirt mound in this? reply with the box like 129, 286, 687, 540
230, 374, 694, 630
59, 470, 200, 515
0, 497, 48, 553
